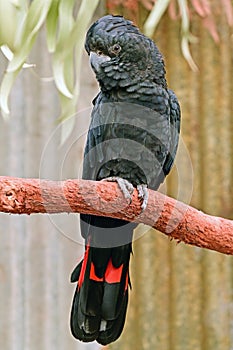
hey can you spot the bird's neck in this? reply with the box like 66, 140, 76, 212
101, 80, 167, 103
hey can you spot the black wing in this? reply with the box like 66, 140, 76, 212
163, 89, 181, 176
82, 88, 179, 191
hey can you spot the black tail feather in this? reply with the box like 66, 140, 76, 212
97, 290, 128, 345
70, 244, 131, 344
70, 285, 100, 342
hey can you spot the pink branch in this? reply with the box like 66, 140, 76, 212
0, 176, 233, 255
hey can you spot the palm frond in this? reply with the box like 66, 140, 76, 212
0, 0, 100, 121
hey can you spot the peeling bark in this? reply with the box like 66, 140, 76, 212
0, 176, 233, 255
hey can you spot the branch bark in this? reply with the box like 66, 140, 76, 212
0, 176, 233, 255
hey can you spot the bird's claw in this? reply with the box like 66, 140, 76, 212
101, 178, 148, 210
137, 184, 148, 211
101, 177, 134, 203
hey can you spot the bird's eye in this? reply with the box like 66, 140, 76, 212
111, 44, 121, 55
96, 50, 103, 56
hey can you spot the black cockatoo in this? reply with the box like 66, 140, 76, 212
70, 15, 180, 345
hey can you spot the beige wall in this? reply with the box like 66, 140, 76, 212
0, 3, 232, 350
0, 21, 100, 350
111, 4, 233, 350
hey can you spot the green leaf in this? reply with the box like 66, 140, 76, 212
7, 0, 53, 73
46, 0, 59, 53
178, 0, 199, 71
0, 0, 18, 49
1, 45, 36, 68
0, 69, 19, 117
143, 0, 171, 37
53, 56, 74, 99
73, 0, 100, 96
50, 0, 77, 98
55, 0, 76, 53
52, 0, 100, 128
181, 36, 199, 72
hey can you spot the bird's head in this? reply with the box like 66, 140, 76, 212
85, 15, 167, 92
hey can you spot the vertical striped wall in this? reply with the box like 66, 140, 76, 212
0, 25, 101, 350
110, 3, 233, 350
0, 3, 232, 350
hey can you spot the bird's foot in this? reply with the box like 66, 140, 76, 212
101, 178, 148, 211
137, 184, 148, 211
101, 177, 134, 203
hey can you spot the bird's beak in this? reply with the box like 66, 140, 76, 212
90, 52, 111, 72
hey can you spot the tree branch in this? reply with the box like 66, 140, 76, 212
0, 176, 232, 255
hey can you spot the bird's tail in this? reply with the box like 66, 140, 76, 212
70, 242, 131, 345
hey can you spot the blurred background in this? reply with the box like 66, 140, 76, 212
0, 1, 232, 349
